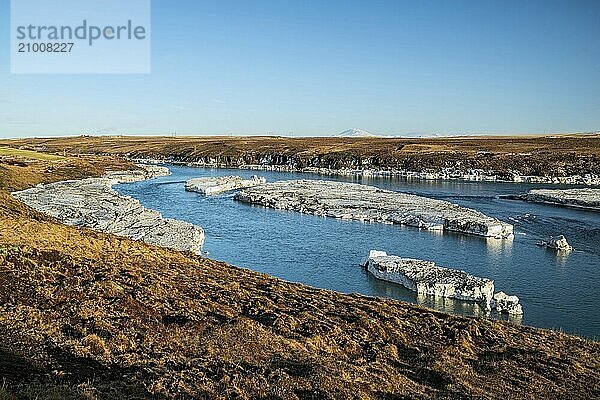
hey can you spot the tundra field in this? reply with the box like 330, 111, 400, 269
0, 138, 599, 399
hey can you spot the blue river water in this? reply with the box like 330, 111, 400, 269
115, 165, 600, 339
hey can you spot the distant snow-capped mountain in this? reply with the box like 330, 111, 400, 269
335, 128, 379, 137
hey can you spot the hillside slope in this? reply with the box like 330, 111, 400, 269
0, 152, 598, 399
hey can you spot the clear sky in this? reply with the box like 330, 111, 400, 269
1, 0, 599, 138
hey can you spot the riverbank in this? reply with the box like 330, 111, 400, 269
2, 133, 600, 185
520, 188, 600, 211
1, 150, 599, 399
12, 165, 205, 254
236, 164, 600, 185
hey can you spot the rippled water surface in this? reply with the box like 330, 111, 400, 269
115, 166, 600, 339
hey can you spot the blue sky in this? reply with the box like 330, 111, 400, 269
1, 0, 599, 137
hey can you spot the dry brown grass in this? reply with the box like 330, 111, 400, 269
3, 134, 600, 177
0, 152, 598, 399
0, 146, 63, 161
0, 152, 134, 193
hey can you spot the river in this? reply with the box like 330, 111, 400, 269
115, 165, 600, 339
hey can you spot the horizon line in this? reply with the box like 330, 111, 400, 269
2, 130, 600, 141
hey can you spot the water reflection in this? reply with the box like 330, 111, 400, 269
429, 227, 444, 236
486, 236, 514, 259
555, 249, 572, 270
365, 270, 523, 323
415, 293, 490, 318
502, 311, 524, 324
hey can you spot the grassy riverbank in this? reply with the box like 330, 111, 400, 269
2, 133, 600, 178
0, 150, 599, 399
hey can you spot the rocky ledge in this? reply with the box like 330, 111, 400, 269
235, 180, 513, 238
11, 166, 205, 254
103, 165, 171, 183
238, 165, 600, 186
366, 251, 523, 315
522, 188, 600, 211
185, 175, 266, 195
492, 292, 524, 315
537, 235, 574, 252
